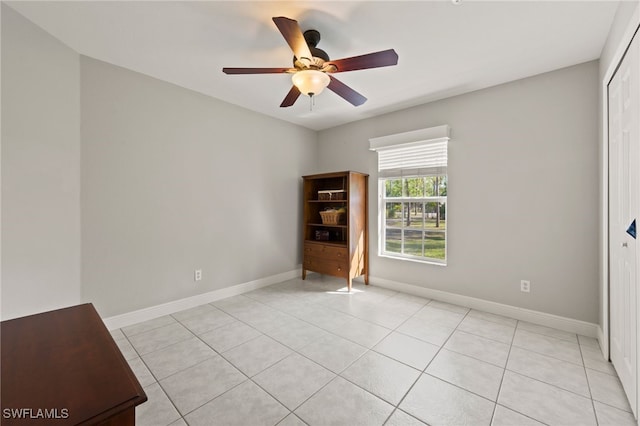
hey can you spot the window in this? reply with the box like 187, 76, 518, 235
370, 126, 449, 264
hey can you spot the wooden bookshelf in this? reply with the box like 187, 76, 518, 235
302, 171, 369, 291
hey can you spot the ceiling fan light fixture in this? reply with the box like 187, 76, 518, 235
292, 70, 330, 97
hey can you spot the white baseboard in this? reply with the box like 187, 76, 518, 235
597, 324, 608, 359
102, 268, 301, 330
102, 269, 600, 338
369, 276, 600, 338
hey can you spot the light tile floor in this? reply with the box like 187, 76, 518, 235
110, 275, 636, 426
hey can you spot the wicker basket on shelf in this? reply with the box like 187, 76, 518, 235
318, 189, 346, 200
319, 210, 344, 225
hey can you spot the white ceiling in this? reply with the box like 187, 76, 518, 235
7, 1, 620, 131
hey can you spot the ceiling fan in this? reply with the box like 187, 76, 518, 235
222, 16, 399, 108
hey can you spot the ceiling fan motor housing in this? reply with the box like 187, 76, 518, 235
293, 29, 330, 67
304, 30, 321, 48
309, 46, 330, 62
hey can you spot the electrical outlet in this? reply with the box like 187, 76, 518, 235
520, 280, 530, 293
194, 269, 202, 282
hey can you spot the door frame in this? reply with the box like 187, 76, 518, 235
601, 5, 640, 419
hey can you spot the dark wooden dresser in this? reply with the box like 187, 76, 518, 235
1, 303, 147, 425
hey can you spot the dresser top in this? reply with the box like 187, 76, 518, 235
1, 303, 147, 425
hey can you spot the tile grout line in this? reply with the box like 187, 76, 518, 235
498, 324, 602, 424
489, 319, 518, 425
579, 341, 601, 426
500, 368, 596, 402
336, 350, 422, 405
124, 335, 184, 425
146, 315, 221, 425
435, 337, 508, 369
377, 296, 448, 425
248, 353, 328, 424
383, 305, 472, 425
176, 331, 294, 422
381, 408, 424, 426
509, 325, 592, 368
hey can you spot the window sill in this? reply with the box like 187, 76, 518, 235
378, 253, 447, 267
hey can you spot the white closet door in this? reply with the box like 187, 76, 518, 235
609, 32, 639, 417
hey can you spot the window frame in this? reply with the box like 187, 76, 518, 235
378, 176, 448, 265
369, 125, 450, 266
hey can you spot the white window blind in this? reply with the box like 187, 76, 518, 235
377, 140, 447, 178
369, 125, 450, 178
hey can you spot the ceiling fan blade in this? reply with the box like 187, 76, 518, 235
280, 86, 301, 107
223, 67, 294, 75
325, 49, 398, 73
272, 17, 313, 61
328, 76, 367, 106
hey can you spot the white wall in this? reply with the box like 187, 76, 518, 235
318, 61, 600, 323
80, 57, 317, 317
1, 5, 81, 319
